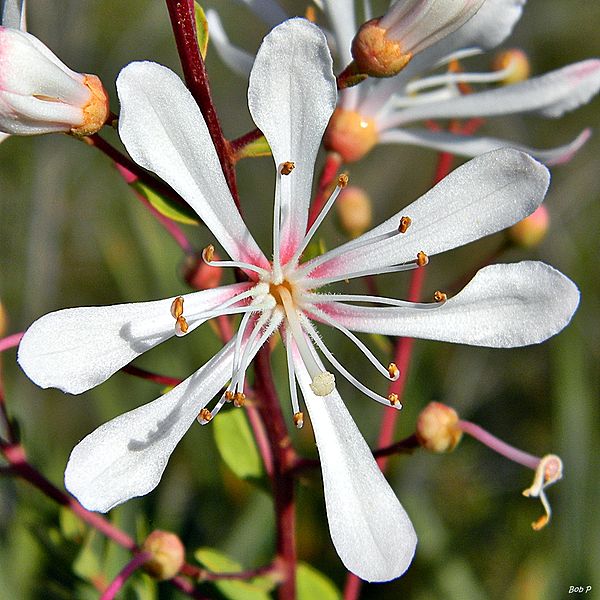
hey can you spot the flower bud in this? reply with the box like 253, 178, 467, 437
141, 530, 185, 580
0, 300, 7, 337
352, 0, 484, 77
507, 205, 549, 248
491, 48, 531, 85
324, 108, 378, 163
0, 27, 109, 136
416, 402, 462, 453
182, 251, 223, 290
336, 185, 372, 238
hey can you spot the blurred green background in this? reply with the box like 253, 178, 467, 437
1, 1, 598, 598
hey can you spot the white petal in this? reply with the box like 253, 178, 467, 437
315, 262, 579, 348
64, 341, 235, 512
305, 149, 548, 282
206, 10, 254, 78
293, 353, 417, 582
322, 0, 357, 66
1, 0, 26, 29
389, 60, 600, 126
379, 127, 592, 166
18, 284, 248, 394
248, 19, 336, 262
117, 61, 266, 267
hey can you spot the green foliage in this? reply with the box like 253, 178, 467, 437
194, 3, 210, 59
213, 409, 264, 480
131, 181, 200, 226
296, 562, 341, 600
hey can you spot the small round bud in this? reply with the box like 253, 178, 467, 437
336, 185, 373, 238
183, 252, 223, 290
507, 205, 549, 248
324, 108, 378, 163
70, 74, 110, 137
351, 18, 412, 78
491, 48, 531, 85
141, 530, 185, 581
416, 402, 462, 453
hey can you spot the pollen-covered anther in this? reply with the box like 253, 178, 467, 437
398, 216, 412, 234
434, 290, 447, 303
522, 453, 563, 531
202, 244, 215, 263
170, 296, 184, 319
416, 251, 429, 267
224, 390, 235, 402
388, 393, 401, 407
305, 6, 317, 22
338, 173, 349, 188
293, 411, 304, 429
198, 408, 212, 424
175, 316, 189, 336
280, 161, 295, 175
388, 362, 400, 380
309, 371, 335, 396
233, 392, 246, 407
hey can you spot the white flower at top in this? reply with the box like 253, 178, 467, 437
208, 0, 600, 166
0, 0, 109, 137
18, 19, 579, 582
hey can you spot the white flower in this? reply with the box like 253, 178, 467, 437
0, 1, 109, 137
18, 19, 579, 582
208, 0, 600, 165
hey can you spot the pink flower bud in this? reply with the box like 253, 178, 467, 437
0, 27, 109, 136
183, 251, 223, 290
324, 108, 378, 162
336, 185, 373, 238
141, 530, 185, 580
508, 205, 550, 248
491, 48, 531, 85
352, 0, 484, 77
416, 402, 462, 453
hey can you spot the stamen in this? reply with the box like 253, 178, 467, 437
225, 390, 234, 402
388, 363, 399, 380
198, 408, 212, 424
278, 287, 333, 394
303, 318, 399, 409
305, 6, 316, 22
201, 244, 270, 278
434, 290, 447, 303
307, 260, 419, 287
308, 304, 400, 380
175, 316, 189, 336
285, 329, 302, 419
417, 251, 429, 267
280, 161, 295, 175
170, 296, 184, 319
293, 411, 304, 429
522, 454, 563, 531
304, 291, 441, 309
399, 216, 412, 233
288, 174, 349, 266
388, 393, 401, 407
233, 392, 246, 407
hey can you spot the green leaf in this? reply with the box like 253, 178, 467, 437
369, 332, 393, 355
302, 237, 327, 262
297, 562, 342, 600
194, 547, 274, 600
235, 135, 272, 160
213, 409, 263, 480
132, 181, 200, 226
59, 508, 86, 542
194, 3, 209, 60
73, 531, 103, 581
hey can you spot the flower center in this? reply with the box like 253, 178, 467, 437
269, 279, 297, 307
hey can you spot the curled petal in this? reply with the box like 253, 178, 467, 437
64, 342, 235, 512
315, 262, 579, 348
305, 149, 548, 282
387, 60, 600, 126
248, 19, 337, 262
117, 61, 266, 267
18, 284, 249, 394
206, 10, 254, 78
293, 350, 417, 582
379, 127, 592, 166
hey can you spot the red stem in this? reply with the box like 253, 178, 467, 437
121, 365, 183, 387
165, 0, 240, 207
230, 128, 265, 157
100, 551, 151, 600
253, 346, 297, 600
